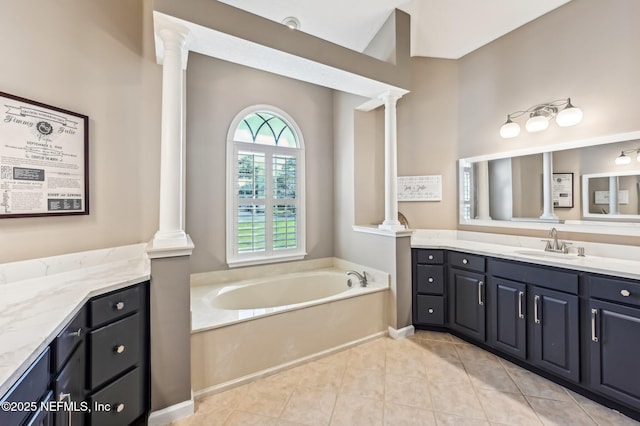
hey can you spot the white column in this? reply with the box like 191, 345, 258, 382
475, 161, 492, 220
609, 176, 619, 215
540, 151, 558, 220
378, 91, 405, 231
151, 24, 191, 250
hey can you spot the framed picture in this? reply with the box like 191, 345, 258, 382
398, 175, 442, 201
0, 91, 88, 218
552, 173, 573, 208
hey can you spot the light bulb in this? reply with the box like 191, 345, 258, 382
525, 115, 549, 133
499, 117, 520, 138
556, 99, 583, 127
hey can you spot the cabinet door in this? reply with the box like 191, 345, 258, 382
530, 286, 579, 383
448, 268, 486, 342
589, 299, 640, 408
488, 277, 527, 360
54, 341, 86, 426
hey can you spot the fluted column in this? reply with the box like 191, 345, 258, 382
609, 176, 619, 215
378, 90, 405, 231
540, 151, 558, 220
151, 24, 191, 249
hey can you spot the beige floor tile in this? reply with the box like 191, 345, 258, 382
198, 387, 245, 410
411, 330, 453, 343
385, 373, 432, 409
340, 367, 385, 400
507, 369, 571, 402
455, 342, 499, 364
234, 380, 292, 418
384, 402, 436, 425
348, 344, 386, 371
280, 387, 337, 426
425, 358, 471, 386
386, 350, 429, 379
223, 410, 279, 426
449, 334, 472, 345
434, 412, 490, 426
316, 349, 350, 368
465, 360, 520, 393
475, 388, 541, 426
329, 394, 384, 426
429, 382, 486, 420
527, 396, 596, 426
263, 365, 307, 391
568, 391, 640, 426
298, 360, 346, 391
170, 407, 233, 426
417, 340, 461, 364
277, 420, 310, 426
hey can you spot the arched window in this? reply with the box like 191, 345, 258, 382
226, 106, 306, 267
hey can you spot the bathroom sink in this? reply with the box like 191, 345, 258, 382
513, 249, 581, 261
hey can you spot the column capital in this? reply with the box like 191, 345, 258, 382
154, 14, 191, 69
377, 89, 405, 105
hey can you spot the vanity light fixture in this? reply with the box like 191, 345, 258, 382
614, 148, 640, 165
500, 98, 583, 139
282, 16, 300, 30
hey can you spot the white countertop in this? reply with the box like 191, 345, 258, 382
0, 244, 150, 397
412, 230, 640, 281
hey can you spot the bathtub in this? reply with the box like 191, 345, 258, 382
190, 257, 389, 396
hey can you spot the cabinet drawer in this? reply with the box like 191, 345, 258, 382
449, 252, 485, 273
0, 348, 50, 426
53, 306, 86, 372
587, 274, 640, 307
416, 265, 444, 294
89, 367, 144, 426
415, 295, 445, 325
90, 285, 141, 328
89, 313, 142, 389
489, 258, 578, 294
415, 249, 444, 265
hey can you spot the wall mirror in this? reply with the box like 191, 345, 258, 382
459, 131, 640, 236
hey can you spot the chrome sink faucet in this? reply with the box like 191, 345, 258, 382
543, 227, 570, 253
347, 270, 368, 287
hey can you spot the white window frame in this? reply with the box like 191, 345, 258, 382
226, 105, 306, 267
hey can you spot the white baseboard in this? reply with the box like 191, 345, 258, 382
388, 325, 414, 339
148, 398, 195, 426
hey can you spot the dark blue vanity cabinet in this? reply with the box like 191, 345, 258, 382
412, 249, 446, 326
447, 252, 486, 342
586, 274, 640, 409
412, 248, 640, 420
0, 281, 149, 426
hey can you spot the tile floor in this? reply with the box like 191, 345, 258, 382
172, 331, 640, 426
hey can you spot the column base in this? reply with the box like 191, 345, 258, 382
147, 233, 194, 258
539, 213, 559, 220
378, 221, 406, 232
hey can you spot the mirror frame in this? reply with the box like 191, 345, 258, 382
582, 170, 640, 220
458, 130, 640, 237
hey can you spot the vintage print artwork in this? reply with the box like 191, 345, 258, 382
0, 92, 88, 218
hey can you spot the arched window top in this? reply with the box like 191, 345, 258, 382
233, 111, 298, 148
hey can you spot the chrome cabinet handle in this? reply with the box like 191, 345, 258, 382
462, 258, 468, 264
591, 308, 599, 342
518, 291, 525, 319
534, 295, 541, 324
621, 289, 631, 297
478, 281, 484, 306
67, 328, 82, 337
115, 345, 125, 354
59, 392, 72, 426
115, 301, 125, 310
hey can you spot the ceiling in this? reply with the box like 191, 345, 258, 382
217, 0, 571, 59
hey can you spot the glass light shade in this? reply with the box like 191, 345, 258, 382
556, 105, 583, 127
637, 151, 640, 162
615, 152, 631, 165
525, 115, 549, 133
500, 121, 520, 138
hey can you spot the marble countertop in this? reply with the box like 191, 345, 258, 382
0, 244, 150, 397
412, 230, 640, 281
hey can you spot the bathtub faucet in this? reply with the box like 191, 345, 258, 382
347, 270, 368, 287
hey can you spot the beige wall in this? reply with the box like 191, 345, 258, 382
0, 0, 162, 263
185, 54, 335, 273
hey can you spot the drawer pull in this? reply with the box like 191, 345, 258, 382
591, 308, 599, 342
462, 258, 468, 265
428, 255, 434, 260
59, 392, 72, 426
478, 281, 484, 306
621, 289, 631, 297
428, 277, 434, 283
115, 345, 126, 354
534, 295, 541, 324
116, 403, 125, 413
115, 301, 125, 310
428, 308, 434, 314
518, 291, 525, 319
67, 328, 82, 337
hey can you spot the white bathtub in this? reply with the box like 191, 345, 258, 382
190, 258, 389, 396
